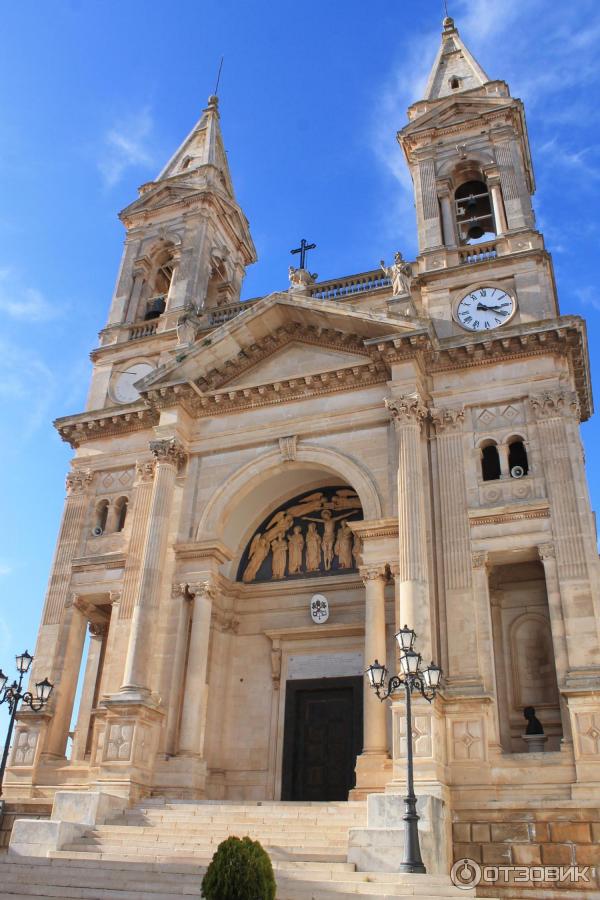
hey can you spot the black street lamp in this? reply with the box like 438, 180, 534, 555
366, 625, 442, 875
0, 651, 53, 796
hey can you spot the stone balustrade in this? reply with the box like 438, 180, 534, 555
310, 270, 392, 300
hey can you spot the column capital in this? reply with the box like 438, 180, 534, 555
109, 590, 122, 606
149, 437, 187, 469
384, 395, 428, 427
471, 550, 489, 569
529, 390, 580, 422
187, 580, 216, 601
538, 542, 556, 561
359, 565, 387, 584
65, 469, 93, 495
88, 621, 107, 638
135, 459, 156, 483
430, 406, 465, 433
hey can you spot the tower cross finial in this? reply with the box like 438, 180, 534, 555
290, 238, 317, 270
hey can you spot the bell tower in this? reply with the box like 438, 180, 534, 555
104, 95, 256, 335
399, 17, 555, 334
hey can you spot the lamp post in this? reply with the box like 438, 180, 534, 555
366, 625, 442, 875
0, 651, 53, 796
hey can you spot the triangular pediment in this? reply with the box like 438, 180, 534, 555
403, 94, 513, 136
138, 293, 427, 400
223, 341, 371, 389
120, 181, 199, 218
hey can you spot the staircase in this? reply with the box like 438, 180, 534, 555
0, 798, 475, 899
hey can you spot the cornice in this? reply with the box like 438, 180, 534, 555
55, 404, 158, 448
174, 539, 234, 564
71, 553, 126, 572
265, 623, 364, 643
347, 518, 399, 540
468, 501, 550, 527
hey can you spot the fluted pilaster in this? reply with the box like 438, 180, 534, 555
42, 470, 93, 625
121, 439, 187, 693
360, 566, 388, 754
530, 392, 586, 579
119, 460, 156, 620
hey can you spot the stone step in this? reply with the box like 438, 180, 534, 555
55, 846, 350, 864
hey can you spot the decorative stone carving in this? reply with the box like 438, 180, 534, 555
271, 648, 282, 688
310, 594, 329, 623
10, 726, 40, 766
451, 719, 484, 761
430, 406, 465, 432
538, 543, 556, 561
88, 622, 107, 638
149, 438, 187, 469
396, 710, 432, 758
471, 551, 488, 569
239, 487, 362, 583
135, 459, 156, 483
384, 395, 428, 426
187, 581, 215, 602
109, 591, 122, 606
279, 435, 298, 462
359, 566, 386, 583
65, 469, 93, 494
530, 390, 580, 421
575, 712, 600, 757
105, 722, 134, 761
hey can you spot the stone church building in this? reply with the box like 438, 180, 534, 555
4, 16, 600, 891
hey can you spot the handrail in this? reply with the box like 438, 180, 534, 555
311, 270, 392, 300
459, 240, 498, 265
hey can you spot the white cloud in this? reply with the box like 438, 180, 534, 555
98, 107, 155, 187
0, 267, 60, 322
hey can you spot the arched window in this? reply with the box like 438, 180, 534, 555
114, 496, 128, 532
449, 76, 460, 90
508, 438, 529, 477
143, 246, 175, 320
455, 179, 496, 245
481, 442, 501, 481
93, 500, 109, 535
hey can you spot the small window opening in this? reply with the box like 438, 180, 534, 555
455, 179, 496, 245
181, 156, 192, 171
481, 444, 501, 481
508, 440, 529, 477
450, 77, 460, 90
94, 500, 109, 535
115, 497, 128, 532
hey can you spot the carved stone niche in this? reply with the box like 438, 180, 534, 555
237, 485, 363, 584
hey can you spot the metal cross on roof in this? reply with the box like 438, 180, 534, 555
290, 238, 317, 270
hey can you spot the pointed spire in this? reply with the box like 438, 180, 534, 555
155, 94, 235, 197
423, 17, 490, 101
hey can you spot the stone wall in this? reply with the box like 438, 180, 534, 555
0, 800, 51, 850
453, 804, 600, 895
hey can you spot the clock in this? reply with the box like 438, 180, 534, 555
112, 362, 154, 404
455, 286, 516, 332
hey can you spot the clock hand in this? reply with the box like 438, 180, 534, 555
476, 303, 510, 312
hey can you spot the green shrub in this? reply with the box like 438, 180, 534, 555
201, 835, 276, 900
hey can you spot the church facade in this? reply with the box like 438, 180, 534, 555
6, 15, 600, 870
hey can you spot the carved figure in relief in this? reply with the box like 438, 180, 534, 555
288, 526, 304, 574
334, 520, 353, 569
352, 533, 362, 566
271, 535, 288, 579
305, 523, 322, 572
263, 511, 294, 543
242, 533, 270, 583
303, 509, 349, 571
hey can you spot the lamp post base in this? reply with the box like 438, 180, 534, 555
400, 793, 427, 874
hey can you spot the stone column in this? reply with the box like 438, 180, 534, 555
44, 598, 88, 758
497, 442, 510, 477
360, 567, 388, 754
438, 181, 456, 247
164, 584, 194, 756
488, 178, 508, 236
71, 622, 106, 761
471, 551, 501, 749
121, 438, 187, 695
385, 396, 432, 659
431, 408, 480, 686
178, 580, 215, 755
417, 158, 443, 250
41, 470, 93, 627
538, 543, 573, 744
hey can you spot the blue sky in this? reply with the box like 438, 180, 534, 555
0, 0, 599, 735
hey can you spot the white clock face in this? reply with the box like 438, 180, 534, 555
112, 363, 154, 404
456, 287, 515, 332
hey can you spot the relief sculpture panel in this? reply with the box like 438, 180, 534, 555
237, 486, 363, 583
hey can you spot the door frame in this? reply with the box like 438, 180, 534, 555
281, 676, 363, 801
